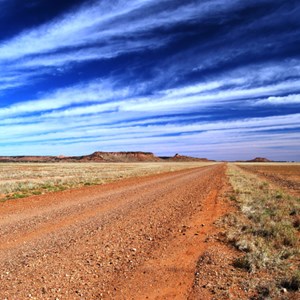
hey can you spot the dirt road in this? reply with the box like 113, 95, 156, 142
0, 163, 228, 300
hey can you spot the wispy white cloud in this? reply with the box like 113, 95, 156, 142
0, 0, 146, 60
119, 79, 300, 113
1, 107, 299, 145
17, 37, 170, 68
0, 0, 237, 62
0, 0, 247, 92
254, 94, 300, 105
1, 71, 299, 120
0, 79, 131, 117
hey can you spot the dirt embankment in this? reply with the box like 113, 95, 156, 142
0, 164, 229, 299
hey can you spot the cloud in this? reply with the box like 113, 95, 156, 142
119, 79, 300, 113
0, 0, 248, 91
1, 105, 299, 145
0, 0, 238, 61
0, 0, 298, 97
0, 79, 131, 117
17, 37, 171, 68
1, 68, 299, 121
254, 94, 300, 105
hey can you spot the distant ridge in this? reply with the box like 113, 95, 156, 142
74, 151, 161, 162
247, 157, 273, 162
159, 153, 214, 162
0, 152, 212, 163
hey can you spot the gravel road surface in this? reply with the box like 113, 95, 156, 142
0, 164, 227, 300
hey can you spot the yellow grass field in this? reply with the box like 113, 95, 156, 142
0, 162, 214, 200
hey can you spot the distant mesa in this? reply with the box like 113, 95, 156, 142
247, 157, 273, 162
159, 153, 214, 162
77, 151, 161, 162
0, 152, 211, 163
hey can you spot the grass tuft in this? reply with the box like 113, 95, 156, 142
281, 271, 300, 291
232, 256, 252, 271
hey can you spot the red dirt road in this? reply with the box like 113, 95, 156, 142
0, 164, 228, 300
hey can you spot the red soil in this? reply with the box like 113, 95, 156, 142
0, 164, 231, 299
238, 163, 300, 196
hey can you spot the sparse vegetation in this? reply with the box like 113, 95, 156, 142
281, 271, 300, 291
224, 164, 300, 296
0, 162, 212, 201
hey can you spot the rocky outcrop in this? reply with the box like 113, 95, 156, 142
77, 151, 161, 162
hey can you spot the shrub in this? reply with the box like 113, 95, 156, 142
281, 271, 300, 291
233, 256, 251, 271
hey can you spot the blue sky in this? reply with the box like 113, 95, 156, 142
0, 0, 299, 160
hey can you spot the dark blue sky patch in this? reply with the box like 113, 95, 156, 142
0, 0, 85, 41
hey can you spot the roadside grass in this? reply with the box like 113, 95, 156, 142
224, 164, 300, 297
0, 162, 213, 201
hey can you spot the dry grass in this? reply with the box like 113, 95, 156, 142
0, 162, 213, 200
237, 162, 300, 197
224, 164, 300, 297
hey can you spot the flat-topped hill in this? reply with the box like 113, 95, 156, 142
0, 152, 211, 163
